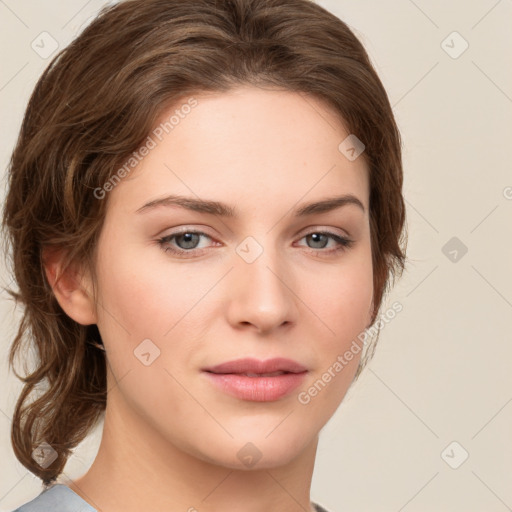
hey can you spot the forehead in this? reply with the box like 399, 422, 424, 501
105, 86, 369, 217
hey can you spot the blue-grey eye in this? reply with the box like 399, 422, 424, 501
174, 232, 202, 250
306, 233, 330, 249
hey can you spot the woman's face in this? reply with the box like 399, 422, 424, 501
89, 85, 373, 469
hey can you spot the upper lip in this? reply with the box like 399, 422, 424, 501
203, 357, 307, 374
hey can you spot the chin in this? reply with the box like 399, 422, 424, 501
189, 426, 315, 470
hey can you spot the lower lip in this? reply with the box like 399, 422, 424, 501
203, 371, 308, 401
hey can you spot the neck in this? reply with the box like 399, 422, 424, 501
67, 385, 319, 512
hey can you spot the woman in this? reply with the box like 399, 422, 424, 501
3, 0, 407, 510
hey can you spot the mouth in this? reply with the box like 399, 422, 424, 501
202, 357, 307, 375
202, 358, 308, 402
227, 371, 290, 377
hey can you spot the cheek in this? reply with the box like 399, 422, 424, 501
294, 255, 373, 417
304, 251, 373, 342
92, 253, 198, 407
94, 246, 197, 336
92, 246, 213, 390
94, 231, 373, 360
95, 237, 373, 341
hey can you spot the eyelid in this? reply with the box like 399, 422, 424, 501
299, 225, 351, 239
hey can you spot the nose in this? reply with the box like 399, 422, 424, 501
225, 243, 298, 335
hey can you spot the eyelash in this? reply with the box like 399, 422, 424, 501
157, 229, 354, 259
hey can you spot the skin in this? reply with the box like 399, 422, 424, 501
46, 85, 374, 512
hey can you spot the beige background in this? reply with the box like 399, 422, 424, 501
1, 1, 511, 511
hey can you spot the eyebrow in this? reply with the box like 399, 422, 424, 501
135, 193, 365, 216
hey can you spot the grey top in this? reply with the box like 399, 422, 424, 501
12, 484, 332, 512
12, 484, 96, 512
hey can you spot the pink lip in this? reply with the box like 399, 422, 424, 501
202, 357, 308, 402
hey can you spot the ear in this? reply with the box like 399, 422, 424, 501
42, 247, 97, 325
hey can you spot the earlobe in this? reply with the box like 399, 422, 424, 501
42, 247, 97, 326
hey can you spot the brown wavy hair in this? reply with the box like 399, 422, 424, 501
1, 0, 407, 487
